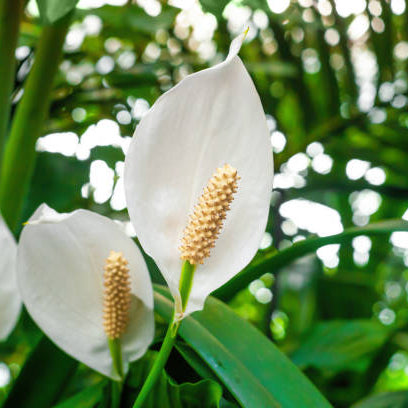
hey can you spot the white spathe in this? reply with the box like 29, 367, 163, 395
17, 204, 154, 380
124, 33, 273, 316
0, 215, 21, 340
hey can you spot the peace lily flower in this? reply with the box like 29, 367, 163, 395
124, 32, 273, 318
17, 204, 154, 380
0, 215, 21, 340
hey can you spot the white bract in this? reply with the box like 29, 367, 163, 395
0, 215, 21, 340
124, 33, 273, 316
17, 204, 154, 380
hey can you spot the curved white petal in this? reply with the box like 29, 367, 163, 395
124, 34, 273, 315
17, 204, 154, 379
0, 216, 21, 340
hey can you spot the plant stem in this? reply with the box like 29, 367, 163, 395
111, 380, 123, 408
108, 338, 124, 408
132, 261, 196, 408
0, 0, 24, 171
0, 14, 70, 231
179, 260, 195, 311
109, 338, 124, 379
132, 320, 178, 408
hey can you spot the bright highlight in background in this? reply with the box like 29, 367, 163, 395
267, 0, 290, 14
280, 199, 343, 237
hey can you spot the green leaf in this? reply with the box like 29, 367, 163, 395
352, 391, 408, 408
124, 351, 223, 408
2, 337, 78, 408
154, 286, 332, 408
291, 320, 392, 372
177, 381, 222, 408
36, 0, 78, 24
52, 381, 107, 408
176, 342, 220, 383
215, 219, 408, 300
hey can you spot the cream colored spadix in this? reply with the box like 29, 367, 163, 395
17, 204, 154, 380
124, 33, 274, 316
179, 164, 239, 265
103, 251, 131, 340
0, 215, 21, 340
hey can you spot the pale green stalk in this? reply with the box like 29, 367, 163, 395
108, 338, 124, 408
0, 15, 70, 230
132, 261, 196, 408
0, 0, 24, 170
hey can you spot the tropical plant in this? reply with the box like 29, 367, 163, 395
1, 0, 408, 407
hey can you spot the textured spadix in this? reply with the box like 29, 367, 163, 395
179, 164, 239, 265
17, 204, 154, 380
124, 33, 273, 315
103, 251, 131, 339
0, 215, 21, 340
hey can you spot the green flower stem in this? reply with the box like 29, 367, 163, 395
179, 260, 196, 311
132, 260, 196, 408
132, 320, 178, 408
0, 14, 70, 231
108, 338, 124, 408
109, 338, 124, 380
0, 0, 24, 170
110, 381, 123, 408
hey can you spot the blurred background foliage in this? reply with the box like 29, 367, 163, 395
2, 0, 408, 406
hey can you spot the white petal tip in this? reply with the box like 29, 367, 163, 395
26, 204, 72, 225
243, 26, 250, 39
226, 30, 249, 62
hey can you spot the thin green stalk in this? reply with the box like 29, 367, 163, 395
0, 15, 70, 231
179, 260, 195, 311
133, 320, 178, 408
108, 338, 124, 408
109, 338, 124, 379
111, 380, 123, 408
132, 260, 196, 408
0, 0, 24, 170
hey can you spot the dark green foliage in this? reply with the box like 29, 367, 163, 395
2, 337, 77, 408
154, 286, 331, 408
352, 390, 408, 408
124, 351, 223, 408
291, 320, 391, 372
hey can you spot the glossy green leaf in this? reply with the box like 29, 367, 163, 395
291, 320, 391, 372
124, 351, 223, 408
352, 391, 408, 408
36, 0, 78, 24
216, 219, 408, 300
154, 286, 332, 408
2, 337, 77, 408
176, 342, 220, 383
